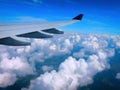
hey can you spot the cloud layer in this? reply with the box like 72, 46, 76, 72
0, 33, 119, 89
23, 34, 116, 90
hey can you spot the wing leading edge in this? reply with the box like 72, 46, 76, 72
0, 14, 83, 46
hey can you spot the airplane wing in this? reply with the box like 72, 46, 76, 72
0, 14, 83, 46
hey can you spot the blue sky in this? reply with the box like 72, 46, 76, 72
0, 0, 120, 35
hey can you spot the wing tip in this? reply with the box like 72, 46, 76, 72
73, 14, 84, 20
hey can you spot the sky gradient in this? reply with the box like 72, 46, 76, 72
0, 0, 120, 35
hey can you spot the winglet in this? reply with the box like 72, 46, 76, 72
73, 14, 83, 20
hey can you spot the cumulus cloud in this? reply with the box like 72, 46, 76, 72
111, 35, 120, 48
0, 33, 79, 88
0, 57, 34, 76
22, 34, 117, 90
0, 72, 17, 88
41, 65, 53, 72
0, 56, 34, 87
0, 33, 119, 89
24, 51, 113, 90
116, 73, 120, 79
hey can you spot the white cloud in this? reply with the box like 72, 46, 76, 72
116, 42, 120, 48
116, 73, 120, 79
73, 50, 85, 58
25, 53, 111, 90
0, 72, 17, 88
0, 33, 77, 87
23, 34, 116, 90
41, 65, 53, 72
0, 57, 34, 76
111, 35, 120, 48
0, 33, 119, 89
49, 44, 57, 51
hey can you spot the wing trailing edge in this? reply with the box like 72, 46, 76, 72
42, 28, 64, 34
0, 37, 30, 46
17, 31, 53, 38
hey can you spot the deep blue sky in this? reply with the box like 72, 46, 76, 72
0, 0, 120, 35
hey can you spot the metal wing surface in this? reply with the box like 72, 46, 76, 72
0, 14, 83, 46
